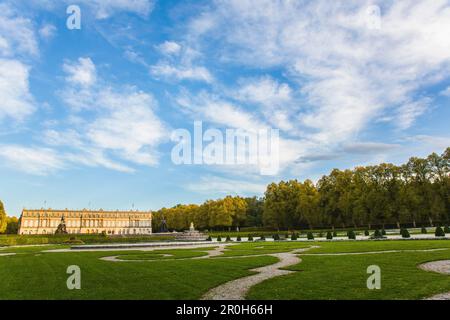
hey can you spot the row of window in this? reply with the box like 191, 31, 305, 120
21, 229, 152, 235
22, 219, 151, 228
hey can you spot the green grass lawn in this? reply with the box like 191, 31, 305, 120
1, 240, 450, 300
0, 245, 277, 299
247, 250, 450, 300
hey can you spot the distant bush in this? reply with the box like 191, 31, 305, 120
435, 227, 445, 237
347, 230, 356, 240
225, 235, 232, 242
401, 228, 410, 238
217, 236, 222, 242
333, 231, 337, 237
326, 231, 333, 240
236, 236, 241, 242
421, 227, 427, 234
372, 229, 383, 239
364, 230, 370, 236
444, 225, 450, 233
260, 235, 266, 241
318, 232, 324, 238
248, 235, 253, 241
291, 233, 298, 241
206, 236, 212, 241
273, 234, 280, 241
307, 232, 314, 240
381, 229, 386, 236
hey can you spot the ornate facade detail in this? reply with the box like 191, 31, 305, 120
18, 208, 152, 235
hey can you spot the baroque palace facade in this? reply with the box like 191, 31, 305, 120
18, 209, 152, 235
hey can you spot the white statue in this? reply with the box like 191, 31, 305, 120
189, 222, 195, 231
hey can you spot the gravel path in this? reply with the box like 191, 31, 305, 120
0, 253, 16, 257
100, 244, 230, 262
418, 260, 450, 300
201, 247, 318, 300
301, 248, 449, 256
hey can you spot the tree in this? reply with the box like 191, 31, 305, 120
0, 201, 7, 234
5, 217, 19, 234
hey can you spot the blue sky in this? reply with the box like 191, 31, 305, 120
1, 0, 449, 217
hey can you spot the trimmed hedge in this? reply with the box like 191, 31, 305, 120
236, 236, 241, 242
364, 230, 370, 236
347, 230, 356, 240
421, 227, 427, 234
248, 235, 253, 241
307, 232, 314, 240
401, 228, 410, 238
326, 231, 333, 240
435, 227, 445, 237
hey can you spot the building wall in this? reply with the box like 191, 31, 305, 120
18, 209, 152, 235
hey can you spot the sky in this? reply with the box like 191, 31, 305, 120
0, 0, 449, 217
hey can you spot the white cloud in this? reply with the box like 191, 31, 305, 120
0, 59, 35, 121
187, 176, 266, 195
50, 57, 169, 172
151, 63, 213, 83
175, 91, 265, 131
157, 41, 181, 56
63, 57, 97, 87
187, 0, 450, 145
0, 145, 64, 175
236, 76, 292, 107
396, 98, 431, 130
76, 0, 155, 19
0, 3, 38, 57
441, 86, 450, 96
38, 23, 57, 40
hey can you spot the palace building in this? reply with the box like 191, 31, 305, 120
18, 208, 152, 235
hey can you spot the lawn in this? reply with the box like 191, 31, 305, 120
1, 240, 450, 300
247, 250, 450, 300
0, 245, 277, 299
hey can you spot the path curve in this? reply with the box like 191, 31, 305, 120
0, 253, 16, 257
100, 244, 229, 262
418, 260, 450, 300
201, 247, 319, 300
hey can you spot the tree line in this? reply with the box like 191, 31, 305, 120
153, 148, 449, 232
0, 201, 19, 234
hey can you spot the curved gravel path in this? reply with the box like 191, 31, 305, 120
418, 260, 450, 300
0, 253, 16, 257
201, 247, 319, 300
100, 244, 229, 262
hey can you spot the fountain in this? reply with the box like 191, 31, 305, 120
175, 222, 208, 241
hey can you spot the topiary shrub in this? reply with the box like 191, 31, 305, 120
381, 229, 386, 236
435, 226, 445, 237
401, 228, 410, 238
444, 225, 450, 233
421, 227, 427, 234
326, 231, 333, 240
273, 234, 280, 241
259, 235, 266, 241
217, 236, 222, 242
318, 232, 324, 238
206, 236, 212, 241
291, 233, 298, 241
226, 235, 232, 242
364, 230, 370, 236
372, 229, 383, 239
237, 236, 241, 242
347, 230, 356, 240
333, 231, 337, 237
307, 232, 314, 240
248, 235, 253, 241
